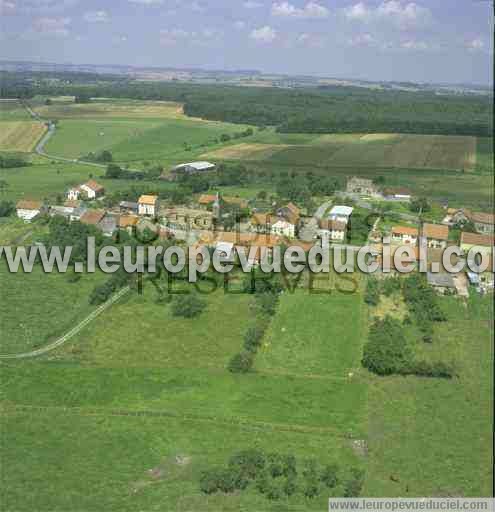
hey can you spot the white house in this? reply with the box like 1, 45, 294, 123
138, 195, 159, 217
67, 180, 105, 201
16, 200, 46, 222
391, 226, 419, 245
318, 219, 347, 246
329, 205, 354, 224
67, 186, 82, 201
271, 219, 296, 238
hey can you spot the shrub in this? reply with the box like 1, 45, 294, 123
228, 351, 254, 373
0, 200, 15, 217
321, 464, 339, 488
170, 294, 206, 318
364, 279, 380, 306
343, 468, 365, 497
243, 325, 266, 353
229, 449, 266, 480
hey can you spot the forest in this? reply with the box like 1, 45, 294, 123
0, 71, 492, 136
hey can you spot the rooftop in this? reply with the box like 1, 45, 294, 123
174, 161, 215, 171
329, 205, 354, 217
460, 232, 494, 247
138, 195, 158, 206
80, 209, 106, 226
423, 223, 449, 240
391, 225, 419, 236
16, 200, 43, 210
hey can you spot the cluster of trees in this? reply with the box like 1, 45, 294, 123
199, 448, 364, 500
228, 272, 283, 373
364, 276, 402, 306
170, 293, 206, 318
0, 153, 30, 169
218, 127, 253, 143
81, 150, 113, 163
2, 72, 491, 136
89, 268, 130, 305
409, 197, 431, 214
362, 316, 454, 378
402, 274, 447, 342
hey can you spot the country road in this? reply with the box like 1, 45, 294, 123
0, 286, 131, 360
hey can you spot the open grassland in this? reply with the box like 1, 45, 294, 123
476, 137, 494, 173
0, 121, 46, 152
0, 261, 105, 354
256, 276, 365, 377
0, 411, 359, 512
0, 161, 103, 202
201, 142, 289, 160
365, 295, 493, 497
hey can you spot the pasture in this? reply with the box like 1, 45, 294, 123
201, 142, 289, 160
0, 100, 31, 121
0, 260, 105, 354
0, 121, 46, 152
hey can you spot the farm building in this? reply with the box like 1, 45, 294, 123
67, 180, 105, 201
172, 161, 216, 175
346, 177, 378, 196
80, 209, 106, 227
422, 223, 449, 249
16, 200, 47, 222
383, 187, 412, 201
329, 205, 353, 224
138, 195, 159, 217
466, 211, 494, 235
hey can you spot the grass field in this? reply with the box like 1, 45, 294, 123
201, 142, 289, 160
0, 100, 31, 121
0, 260, 105, 354
0, 121, 46, 152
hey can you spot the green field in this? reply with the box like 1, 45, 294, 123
0, 100, 31, 121
0, 260, 105, 354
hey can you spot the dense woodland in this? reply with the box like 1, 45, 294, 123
1, 71, 492, 136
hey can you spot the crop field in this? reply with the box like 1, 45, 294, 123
0, 121, 46, 152
201, 142, 289, 161
37, 99, 185, 120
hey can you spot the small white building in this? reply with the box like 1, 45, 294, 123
67, 180, 105, 201
67, 186, 82, 201
329, 205, 354, 224
271, 219, 296, 238
318, 219, 347, 246
138, 195, 159, 217
391, 226, 419, 245
16, 200, 46, 222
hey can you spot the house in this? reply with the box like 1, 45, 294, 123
466, 211, 494, 234
198, 194, 218, 209
67, 180, 105, 201
427, 272, 456, 294
422, 223, 449, 249
317, 219, 347, 245
251, 209, 297, 238
460, 232, 494, 257
138, 195, 159, 217
80, 209, 106, 227
383, 187, 412, 201
346, 177, 378, 196
390, 226, 419, 245
49, 205, 74, 219
198, 193, 248, 212
277, 202, 300, 225
16, 200, 46, 222
328, 205, 354, 224
119, 215, 139, 233
119, 201, 139, 214
172, 161, 216, 175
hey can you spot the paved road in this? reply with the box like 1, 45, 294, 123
0, 286, 131, 360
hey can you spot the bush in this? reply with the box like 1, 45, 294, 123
343, 468, 365, 497
321, 464, 339, 488
229, 449, 266, 479
364, 279, 380, 306
228, 351, 254, 373
0, 200, 15, 217
170, 294, 206, 318
199, 467, 247, 494
243, 324, 266, 353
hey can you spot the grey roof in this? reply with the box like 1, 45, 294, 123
98, 214, 118, 236
427, 272, 455, 288
119, 201, 139, 210
71, 207, 87, 219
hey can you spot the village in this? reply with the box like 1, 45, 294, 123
14, 163, 494, 296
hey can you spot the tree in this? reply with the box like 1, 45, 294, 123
0, 200, 14, 217
410, 197, 431, 213
171, 294, 206, 318
321, 464, 339, 488
343, 468, 365, 497
105, 163, 123, 179
228, 351, 254, 373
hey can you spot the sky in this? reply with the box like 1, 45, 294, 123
0, 0, 493, 84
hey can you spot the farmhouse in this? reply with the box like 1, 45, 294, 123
460, 232, 494, 257
346, 177, 378, 196
466, 211, 494, 234
391, 226, 419, 245
383, 187, 412, 201
422, 223, 449, 249
318, 219, 347, 245
68, 180, 105, 201
119, 215, 139, 233
329, 205, 353, 224
138, 195, 159, 217
172, 161, 216, 175
16, 200, 46, 222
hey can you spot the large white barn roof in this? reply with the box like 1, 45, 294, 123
329, 205, 354, 217
174, 161, 215, 171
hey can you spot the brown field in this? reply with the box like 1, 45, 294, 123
200, 142, 289, 160
36, 100, 185, 120
0, 122, 47, 152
